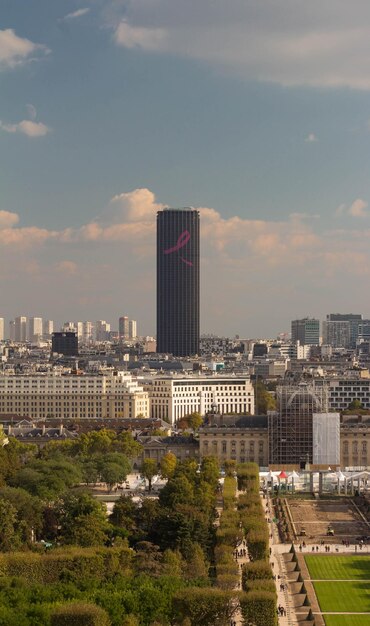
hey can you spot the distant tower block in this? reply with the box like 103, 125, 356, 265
157, 208, 200, 356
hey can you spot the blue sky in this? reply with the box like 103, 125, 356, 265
1, 1, 370, 337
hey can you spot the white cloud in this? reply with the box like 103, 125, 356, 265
111, 1, 370, 90
335, 198, 368, 217
62, 8, 90, 21
305, 133, 318, 143
0, 119, 51, 137
349, 198, 368, 217
4, 188, 370, 334
114, 22, 167, 51
0, 29, 49, 69
0, 210, 19, 229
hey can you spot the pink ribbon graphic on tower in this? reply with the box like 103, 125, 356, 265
164, 230, 193, 266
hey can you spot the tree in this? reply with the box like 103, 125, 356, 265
141, 459, 157, 491
189, 412, 203, 431
160, 452, 177, 479
348, 399, 364, 410
0, 498, 20, 551
57, 490, 109, 547
254, 380, 276, 414
110, 496, 137, 535
200, 456, 220, 488
173, 588, 236, 626
0, 486, 43, 543
223, 460, 236, 477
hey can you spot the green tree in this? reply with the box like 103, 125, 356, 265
0, 486, 43, 543
348, 398, 364, 410
160, 452, 177, 479
141, 459, 157, 491
200, 456, 220, 488
110, 496, 137, 535
254, 381, 276, 414
57, 491, 109, 547
189, 412, 203, 431
0, 498, 20, 551
223, 460, 237, 477
173, 588, 236, 626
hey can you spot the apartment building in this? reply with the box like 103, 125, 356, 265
328, 376, 370, 411
146, 375, 254, 424
0, 371, 149, 420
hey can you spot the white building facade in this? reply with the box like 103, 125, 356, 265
0, 371, 149, 420
147, 376, 255, 424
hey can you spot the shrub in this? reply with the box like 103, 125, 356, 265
0, 545, 132, 583
242, 561, 273, 588
172, 587, 235, 626
50, 602, 111, 626
239, 591, 277, 626
244, 579, 276, 594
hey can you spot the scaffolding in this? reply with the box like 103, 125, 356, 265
268, 382, 329, 467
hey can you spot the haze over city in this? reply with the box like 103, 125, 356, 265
2, 1, 370, 336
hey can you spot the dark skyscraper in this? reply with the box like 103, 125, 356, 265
157, 208, 200, 356
51, 331, 78, 356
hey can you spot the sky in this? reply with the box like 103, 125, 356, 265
2, 0, 370, 338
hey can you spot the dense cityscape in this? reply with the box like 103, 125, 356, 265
2, 3, 370, 626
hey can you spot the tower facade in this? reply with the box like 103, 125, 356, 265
157, 208, 200, 356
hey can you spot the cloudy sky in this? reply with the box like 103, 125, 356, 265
2, 1, 370, 338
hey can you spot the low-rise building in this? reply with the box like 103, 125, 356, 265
199, 416, 268, 466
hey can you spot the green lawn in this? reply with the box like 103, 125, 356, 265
325, 617, 370, 626
305, 555, 370, 580
304, 555, 370, 620
311, 581, 370, 612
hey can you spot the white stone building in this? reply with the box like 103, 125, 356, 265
146, 375, 254, 424
0, 371, 149, 420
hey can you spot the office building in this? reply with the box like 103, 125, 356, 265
0, 371, 149, 420
129, 320, 137, 339
119, 316, 129, 340
157, 208, 200, 356
324, 313, 362, 348
0, 318, 4, 342
291, 318, 320, 346
82, 321, 93, 343
146, 375, 254, 424
43, 320, 54, 340
95, 321, 110, 342
51, 331, 78, 356
28, 317, 43, 343
14, 316, 27, 342
9, 321, 15, 342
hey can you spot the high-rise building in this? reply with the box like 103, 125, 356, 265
82, 321, 93, 343
119, 316, 129, 339
9, 321, 15, 342
291, 318, 320, 346
51, 331, 78, 356
324, 313, 362, 348
95, 320, 110, 342
14, 316, 27, 342
28, 317, 43, 343
0, 318, 4, 342
129, 319, 137, 339
157, 208, 200, 356
43, 320, 54, 340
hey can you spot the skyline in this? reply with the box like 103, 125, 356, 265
2, 2, 370, 336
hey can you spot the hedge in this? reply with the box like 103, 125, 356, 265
50, 602, 111, 626
244, 579, 276, 594
172, 587, 236, 626
239, 591, 278, 626
247, 529, 269, 561
0, 545, 133, 583
242, 560, 273, 588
